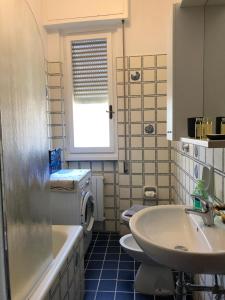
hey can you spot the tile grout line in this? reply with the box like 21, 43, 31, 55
113, 239, 121, 300
84, 233, 97, 273
94, 232, 111, 300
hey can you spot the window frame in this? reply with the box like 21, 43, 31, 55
63, 32, 118, 161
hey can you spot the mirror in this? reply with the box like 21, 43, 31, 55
204, 5, 225, 133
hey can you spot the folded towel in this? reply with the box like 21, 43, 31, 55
124, 205, 146, 217
50, 180, 75, 192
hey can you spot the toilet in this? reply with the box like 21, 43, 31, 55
119, 207, 174, 296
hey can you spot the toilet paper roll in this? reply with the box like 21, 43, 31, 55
144, 191, 156, 198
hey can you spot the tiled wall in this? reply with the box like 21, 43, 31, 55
173, 143, 225, 206
47, 55, 172, 233
173, 142, 225, 299
43, 234, 84, 300
116, 54, 172, 234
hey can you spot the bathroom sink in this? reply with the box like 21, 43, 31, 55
130, 205, 225, 274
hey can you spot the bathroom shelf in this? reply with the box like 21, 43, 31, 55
180, 137, 225, 148
181, 0, 225, 7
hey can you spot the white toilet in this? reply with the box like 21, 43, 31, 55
120, 208, 174, 296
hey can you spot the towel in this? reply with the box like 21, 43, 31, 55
50, 180, 76, 192
124, 204, 146, 217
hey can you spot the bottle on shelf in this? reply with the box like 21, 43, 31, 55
221, 118, 225, 134
195, 118, 202, 139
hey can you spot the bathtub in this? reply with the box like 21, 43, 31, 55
27, 225, 84, 300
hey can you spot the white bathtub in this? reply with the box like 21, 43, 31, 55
27, 225, 83, 300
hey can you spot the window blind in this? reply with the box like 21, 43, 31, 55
71, 38, 108, 102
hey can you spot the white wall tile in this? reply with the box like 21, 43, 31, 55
214, 172, 223, 200
143, 55, 155, 68
144, 175, 156, 186
157, 55, 167, 67
144, 137, 155, 148
157, 82, 167, 95
144, 162, 156, 174
130, 97, 142, 109
144, 96, 155, 109
130, 83, 141, 96
132, 175, 143, 186
143, 69, 155, 81
157, 69, 167, 81
156, 96, 166, 108
144, 150, 155, 160
131, 111, 142, 122
132, 162, 143, 173
214, 149, 223, 171
158, 150, 169, 161
130, 56, 141, 69
144, 110, 155, 122
144, 83, 155, 95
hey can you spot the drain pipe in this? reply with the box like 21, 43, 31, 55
122, 19, 129, 174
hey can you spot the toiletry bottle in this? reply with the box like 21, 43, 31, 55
201, 117, 206, 139
195, 118, 202, 139
192, 180, 209, 210
221, 118, 225, 134
206, 118, 213, 136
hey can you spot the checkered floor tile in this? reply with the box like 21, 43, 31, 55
84, 232, 176, 300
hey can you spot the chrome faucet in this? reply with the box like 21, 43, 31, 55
185, 195, 215, 226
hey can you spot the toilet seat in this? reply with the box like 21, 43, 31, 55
121, 205, 147, 224
120, 233, 143, 253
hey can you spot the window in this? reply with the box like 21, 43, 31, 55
64, 33, 117, 160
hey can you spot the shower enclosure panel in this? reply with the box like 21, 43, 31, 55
0, 0, 52, 299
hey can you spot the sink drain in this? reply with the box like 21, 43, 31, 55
174, 245, 188, 251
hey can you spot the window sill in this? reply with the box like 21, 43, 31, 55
65, 152, 118, 161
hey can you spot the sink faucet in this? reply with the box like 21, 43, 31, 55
185, 195, 215, 226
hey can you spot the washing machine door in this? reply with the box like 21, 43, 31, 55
81, 191, 95, 233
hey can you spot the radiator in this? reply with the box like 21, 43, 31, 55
91, 175, 104, 221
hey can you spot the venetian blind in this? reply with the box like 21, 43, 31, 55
71, 38, 108, 103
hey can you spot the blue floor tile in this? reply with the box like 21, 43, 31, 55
118, 270, 134, 281
115, 292, 134, 300
117, 280, 134, 292
85, 269, 101, 279
90, 253, 105, 261
120, 253, 134, 262
108, 240, 119, 246
103, 261, 119, 270
97, 235, 109, 240
105, 254, 120, 261
84, 291, 96, 300
85, 279, 99, 291
107, 246, 121, 253
119, 261, 134, 270
101, 270, 117, 279
96, 292, 115, 300
87, 260, 103, 269
98, 280, 116, 292
85, 232, 181, 300
95, 240, 108, 246
93, 247, 107, 253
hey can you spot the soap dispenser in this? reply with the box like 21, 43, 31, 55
192, 180, 208, 210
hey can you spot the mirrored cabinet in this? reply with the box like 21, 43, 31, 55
167, 1, 225, 146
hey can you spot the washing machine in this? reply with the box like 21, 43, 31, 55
50, 169, 94, 253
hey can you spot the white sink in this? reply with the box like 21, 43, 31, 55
130, 205, 225, 274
